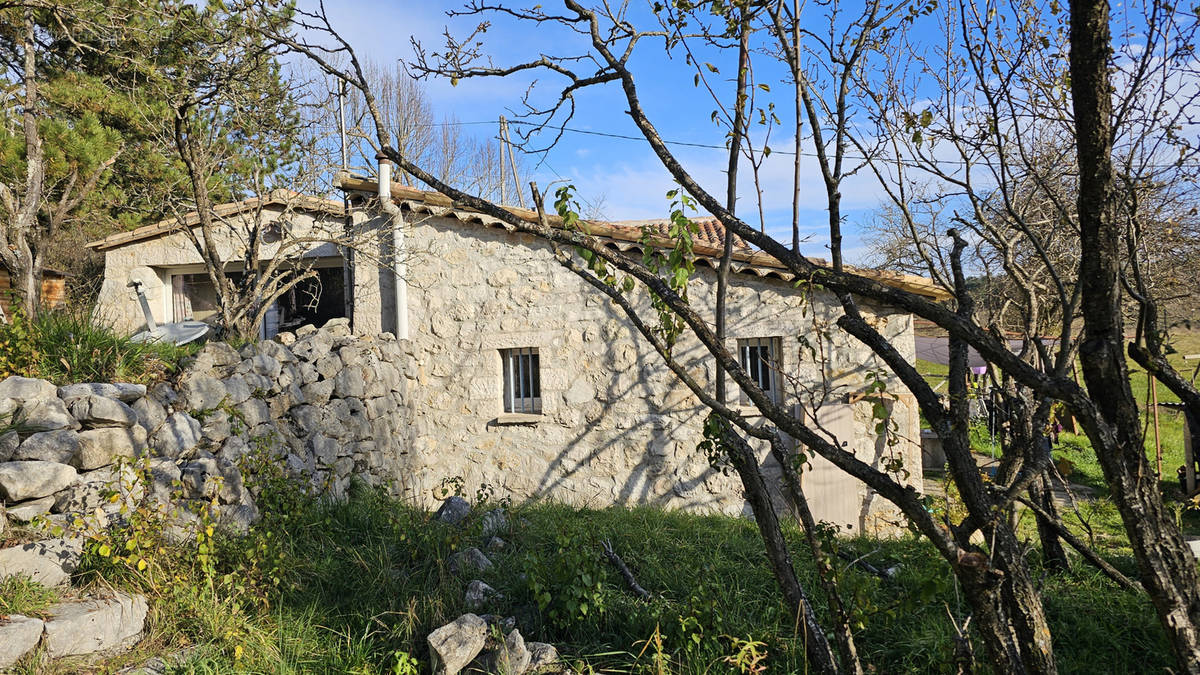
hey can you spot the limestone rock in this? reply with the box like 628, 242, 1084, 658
13, 429, 80, 464
0, 615, 44, 669
0, 430, 20, 462
149, 413, 202, 458
6, 495, 54, 522
74, 427, 138, 470
66, 395, 139, 428
191, 342, 241, 372
21, 397, 79, 431
0, 376, 56, 402
0, 460, 78, 502
0, 537, 82, 586
333, 366, 367, 398
427, 613, 487, 675
527, 642, 561, 672
435, 496, 471, 526
131, 396, 167, 434
464, 580, 499, 610
481, 509, 508, 537
200, 411, 232, 444
52, 467, 116, 514
486, 536, 507, 553
221, 375, 253, 406
180, 374, 228, 412
238, 354, 282, 379
450, 548, 493, 575
43, 591, 148, 658
473, 629, 531, 675
58, 382, 147, 403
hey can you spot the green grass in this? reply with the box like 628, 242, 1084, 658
0, 306, 196, 385
38, 482, 1173, 675
0, 576, 59, 618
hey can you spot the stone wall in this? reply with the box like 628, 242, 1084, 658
0, 318, 408, 536
354, 210, 922, 535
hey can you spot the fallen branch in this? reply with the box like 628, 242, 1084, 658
601, 539, 651, 600
837, 549, 898, 580
1016, 496, 1143, 593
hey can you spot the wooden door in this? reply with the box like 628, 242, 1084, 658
798, 404, 862, 533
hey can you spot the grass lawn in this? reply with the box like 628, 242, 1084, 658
5, 482, 1172, 674
915, 331, 1200, 544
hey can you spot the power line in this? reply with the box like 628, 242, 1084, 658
416, 117, 1196, 172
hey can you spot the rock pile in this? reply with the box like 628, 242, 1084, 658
0, 376, 147, 532
0, 318, 411, 539
427, 498, 565, 675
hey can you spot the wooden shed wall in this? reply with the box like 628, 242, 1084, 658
0, 270, 68, 317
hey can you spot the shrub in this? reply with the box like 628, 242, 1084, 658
0, 305, 195, 384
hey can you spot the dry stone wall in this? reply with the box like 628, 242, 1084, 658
0, 318, 409, 540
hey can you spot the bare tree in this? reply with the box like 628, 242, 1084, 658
267, 0, 1200, 671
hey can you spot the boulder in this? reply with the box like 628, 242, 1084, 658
464, 580, 499, 610
0, 615, 44, 669
486, 536, 507, 553
221, 376, 253, 406
435, 496, 471, 526
333, 366, 367, 398
21, 397, 79, 431
200, 411, 232, 444
73, 427, 138, 470
527, 642, 561, 672
449, 548, 493, 575
237, 354, 282, 379
12, 429, 80, 464
179, 374, 228, 412
191, 342, 241, 372
481, 509, 508, 537
149, 413, 202, 458
0, 430, 19, 462
131, 396, 167, 434
42, 591, 148, 658
427, 613, 488, 675
52, 466, 116, 514
66, 395, 139, 428
472, 629, 531, 675
58, 382, 146, 403
6, 495, 54, 522
0, 376, 56, 402
0, 537, 82, 586
314, 353, 342, 381
0, 460, 78, 502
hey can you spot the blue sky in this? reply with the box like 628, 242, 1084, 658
297, 1, 917, 263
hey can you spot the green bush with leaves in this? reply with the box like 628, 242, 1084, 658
0, 305, 194, 384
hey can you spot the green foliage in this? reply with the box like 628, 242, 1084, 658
43, 447, 1177, 674
0, 576, 59, 617
0, 306, 193, 384
523, 531, 609, 632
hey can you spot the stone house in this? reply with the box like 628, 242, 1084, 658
88, 176, 948, 534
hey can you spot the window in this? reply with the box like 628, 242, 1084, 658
502, 347, 542, 414
738, 337, 783, 404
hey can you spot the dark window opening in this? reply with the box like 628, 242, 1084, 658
502, 347, 541, 414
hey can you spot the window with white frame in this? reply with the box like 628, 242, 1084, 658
737, 337, 783, 404
502, 347, 542, 414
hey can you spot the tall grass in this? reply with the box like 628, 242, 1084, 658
46, 480, 1170, 675
0, 306, 195, 385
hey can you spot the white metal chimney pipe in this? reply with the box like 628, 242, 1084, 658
377, 155, 409, 340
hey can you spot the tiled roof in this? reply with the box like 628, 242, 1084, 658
84, 190, 344, 252
336, 176, 952, 300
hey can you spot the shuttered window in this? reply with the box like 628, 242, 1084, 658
738, 337, 782, 404
502, 347, 542, 414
